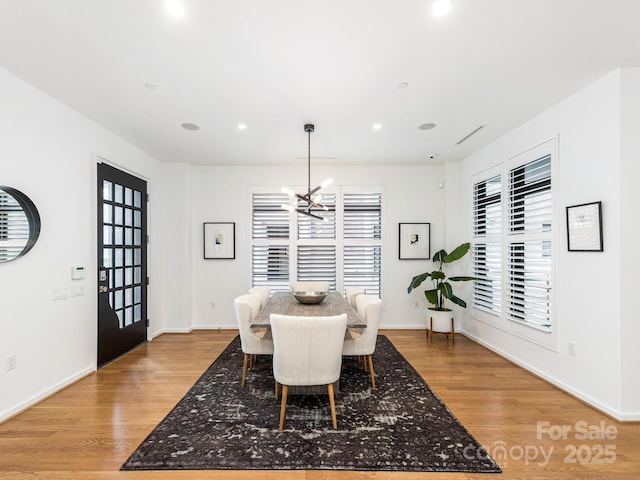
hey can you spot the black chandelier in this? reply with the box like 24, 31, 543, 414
281, 123, 332, 221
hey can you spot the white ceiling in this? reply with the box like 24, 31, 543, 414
1, 0, 639, 166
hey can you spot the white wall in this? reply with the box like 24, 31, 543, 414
619, 69, 640, 419
182, 164, 446, 331
0, 66, 161, 421
457, 68, 639, 420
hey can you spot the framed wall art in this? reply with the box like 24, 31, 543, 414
566, 201, 603, 252
399, 222, 431, 260
203, 222, 235, 259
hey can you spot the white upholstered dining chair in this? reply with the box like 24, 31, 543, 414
234, 293, 274, 388
290, 281, 330, 292
248, 286, 270, 310
343, 295, 382, 389
345, 287, 365, 308
270, 313, 348, 431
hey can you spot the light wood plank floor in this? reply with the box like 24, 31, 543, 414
1, 329, 639, 479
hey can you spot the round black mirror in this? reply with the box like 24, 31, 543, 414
0, 185, 41, 262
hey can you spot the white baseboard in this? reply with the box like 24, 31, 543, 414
0, 366, 95, 423
462, 330, 639, 422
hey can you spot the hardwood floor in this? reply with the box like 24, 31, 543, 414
1, 329, 639, 479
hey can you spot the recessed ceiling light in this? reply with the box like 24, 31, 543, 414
181, 123, 200, 131
237, 124, 247, 130
398, 82, 409, 89
143, 83, 157, 90
418, 123, 437, 130
372, 124, 382, 130
432, 0, 452, 17
166, 1, 185, 17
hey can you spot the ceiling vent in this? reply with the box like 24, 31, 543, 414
456, 125, 485, 145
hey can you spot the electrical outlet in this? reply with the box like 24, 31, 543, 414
7, 354, 17, 371
568, 341, 576, 356
210, 301, 216, 309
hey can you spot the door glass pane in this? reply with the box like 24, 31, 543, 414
134, 210, 141, 227
134, 304, 141, 321
124, 187, 133, 206
125, 307, 133, 326
134, 190, 141, 208
103, 226, 112, 245
134, 267, 141, 283
103, 248, 112, 268
114, 184, 123, 204
114, 206, 123, 225
134, 248, 141, 264
103, 205, 112, 224
115, 290, 123, 309
115, 248, 124, 267
134, 228, 141, 246
117, 310, 124, 329
134, 286, 141, 303
115, 268, 123, 288
125, 267, 133, 285
125, 287, 133, 307
125, 249, 132, 265
103, 181, 112, 201
125, 227, 133, 245
124, 208, 133, 226
114, 227, 123, 245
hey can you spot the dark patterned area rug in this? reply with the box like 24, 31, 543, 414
122, 335, 500, 472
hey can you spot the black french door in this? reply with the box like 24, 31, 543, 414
97, 163, 148, 367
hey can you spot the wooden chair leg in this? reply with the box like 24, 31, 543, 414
327, 383, 337, 429
279, 385, 288, 431
367, 355, 376, 389
241, 353, 249, 388
451, 317, 455, 344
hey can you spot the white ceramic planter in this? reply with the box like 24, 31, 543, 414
426, 309, 454, 333
425, 309, 455, 343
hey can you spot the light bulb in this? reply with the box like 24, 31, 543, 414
320, 178, 333, 189
281, 204, 294, 212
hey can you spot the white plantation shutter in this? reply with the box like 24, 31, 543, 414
343, 245, 381, 297
507, 154, 552, 331
252, 245, 290, 292
252, 192, 289, 239
343, 193, 382, 239
472, 175, 502, 314
252, 192, 290, 292
343, 192, 382, 295
473, 242, 502, 313
297, 193, 336, 240
297, 245, 336, 290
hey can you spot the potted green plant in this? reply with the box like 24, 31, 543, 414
407, 242, 476, 339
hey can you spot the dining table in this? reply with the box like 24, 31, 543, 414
250, 291, 365, 395
250, 291, 366, 330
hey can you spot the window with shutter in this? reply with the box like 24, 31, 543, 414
251, 192, 291, 292
471, 142, 554, 337
250, 187, 383, 296
507, 154, 552, 331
